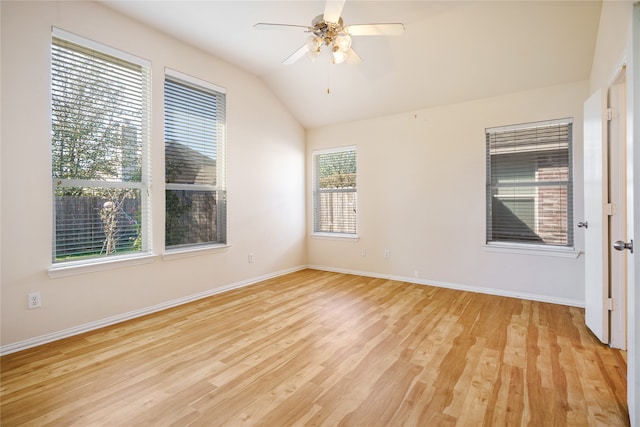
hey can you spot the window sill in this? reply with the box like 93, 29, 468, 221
483, 243, 580, 258
48, 253, 156, 278
311, 233, 359, 242
162, 244, 231, 260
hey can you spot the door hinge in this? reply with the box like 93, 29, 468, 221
607, 107, 614, 121
606, 203, 614, 216
607, 298, 614, 311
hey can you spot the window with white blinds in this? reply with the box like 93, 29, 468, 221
313, 147, 357, 235
486, 118, 573, 247
164, 71, 226, 249
51, 31, 151, 263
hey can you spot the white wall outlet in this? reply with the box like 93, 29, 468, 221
360, 249, 366, 257
28, 292, 41, 309
384, 249, 390, 259
248, 253, 254, 263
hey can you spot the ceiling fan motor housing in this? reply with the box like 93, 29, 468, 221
311, 15, 346, 47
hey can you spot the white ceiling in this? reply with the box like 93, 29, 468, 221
102, 1, 602, 129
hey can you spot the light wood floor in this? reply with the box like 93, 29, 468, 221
1, 269, 629, 426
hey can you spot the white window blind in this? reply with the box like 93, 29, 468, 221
486, 118, 573, 247
164, 72, 226, 249
51, 34, 151, 262
313, 147, 357, 235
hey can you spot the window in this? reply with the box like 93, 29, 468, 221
312, 147, 357, 235
486, 118, 573, 247
51, 30, 151, 263
164, 70, 226, 249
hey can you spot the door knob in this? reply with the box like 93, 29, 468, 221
577, 221, 588, 228
613, 240, 633, 253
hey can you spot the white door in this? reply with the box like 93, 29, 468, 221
608, 74, 628, 350
583, 89, 609, 344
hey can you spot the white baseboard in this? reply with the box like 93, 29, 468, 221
1, 264, 583, 356
0, 265, 306, 356
306, 264, 585, 308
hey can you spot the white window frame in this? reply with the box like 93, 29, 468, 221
163, 69, 227, 255
485, 118, 577, 257
312, 146, 358, 238
49, 28, 152, 276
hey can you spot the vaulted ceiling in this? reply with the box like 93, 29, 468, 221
102, 1, 602, 129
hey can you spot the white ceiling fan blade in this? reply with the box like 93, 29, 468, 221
283, 44, 310, 65
345, 23, 405, 36
323, 0, 346, 23
254, 23, 310, 31
346, 48, 362, 65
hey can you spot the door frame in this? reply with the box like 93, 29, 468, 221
628, 4, 639, 424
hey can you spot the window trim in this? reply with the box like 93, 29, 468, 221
485, 118, 574, 251
162, 243, 231, 260
48, 254, 157, 279
163, 68, 227, 253
52, 28, 151, 68
50, 28, 152, 267
165, 68, 226, 95
311, 145, 358, 237
483, 242, 580, 258
310, 232, 359, 241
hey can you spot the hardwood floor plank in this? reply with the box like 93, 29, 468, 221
338, 359, 423, 426
0, 270, 629, 426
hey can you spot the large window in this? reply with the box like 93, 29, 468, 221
164, 70, 226, 249
486, 118, 573, 247
51, 30, 151, 263
312, 147, 357, 235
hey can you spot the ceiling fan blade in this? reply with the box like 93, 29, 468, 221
283, 44, 310, 65
344, 23, 405, 36
346, 48, 362, 65
323, 0, 346, 23
254, 23, 311, 31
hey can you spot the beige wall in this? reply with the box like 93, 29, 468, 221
307, 81, 589, 305
0, 1, 306, 348
590, 1, 634, 92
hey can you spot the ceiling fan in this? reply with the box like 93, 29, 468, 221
254, 0, 405, 65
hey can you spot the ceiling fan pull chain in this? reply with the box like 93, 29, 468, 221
327, 59, 331, 94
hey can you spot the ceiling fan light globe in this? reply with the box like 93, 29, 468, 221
332, 50, 347, 64
306, 49, 321, 62
334, 35, 352, 51
306, 35, 322, 51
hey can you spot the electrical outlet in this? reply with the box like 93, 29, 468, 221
360, 249, 366, 257
28, 292, 41, 309
248, 253, 254, 263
